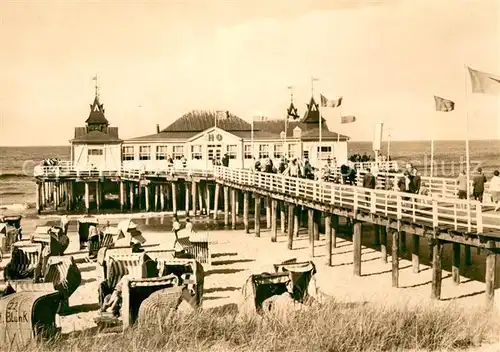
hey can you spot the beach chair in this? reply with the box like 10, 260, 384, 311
31, 226, 69, 256
77, 217, 99, 249
272, 260, 318, 302
42, 256, 81, 312
3, 243, 42, 282
0, 291, 61, 349
0, 223, 19, 255
1, 215, 22, 239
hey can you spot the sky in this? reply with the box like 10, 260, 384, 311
1, 0, 499, 146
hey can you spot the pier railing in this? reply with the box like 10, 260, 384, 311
214, 167, 500, 234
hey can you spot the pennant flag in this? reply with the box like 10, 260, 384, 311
320, 94, 343, 108
468, 67, 500, 95
341, 115, 356, 124
92, 75, 98, 81
434, 96, 455, 112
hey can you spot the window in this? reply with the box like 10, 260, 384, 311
173, 146, 184, 160
317, 146, 332, 160
139, 146, 151, 160
122, 146, 134, 160
259, 144, 269, 159
88, 148, 103, 156
226, 144, 237, 159
288, 144, 297, 158
273, 144, 283, 158
191, 145, 202, 160
156, 145, 167, 160
244, 145, 252, 159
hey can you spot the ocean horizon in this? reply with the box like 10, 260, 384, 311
1, 139, 499, 212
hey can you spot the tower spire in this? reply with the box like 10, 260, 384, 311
287, 85, 294, 103
92, 74, 100, 98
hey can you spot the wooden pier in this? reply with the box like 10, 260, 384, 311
34, 164, 500, 305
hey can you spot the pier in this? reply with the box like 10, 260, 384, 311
34, 163, 500, 305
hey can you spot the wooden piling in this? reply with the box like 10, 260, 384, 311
452, 242, 461, 285
332, 214, 339, 251
145, 185, 150, 212
308, 209, 314, 258
293, 208, 299, 237
185, 182, 190, 216
198, 183, 203, 215
254, 195, 261, 237
84, 182, 90, 212
224, 186, 229, 226
287, 203, 294, 250
266, 198, 271, 229
130, 182, 135, 210
400, 231, 407, 253
271, 199, 277, 242
325, 214, 332, 265
380, 225, 387, 263
235, 190, 240, 216
280, 201, 286, 234
204, 183, 210, 216
392, 229, 399, 287
412, 234, 420, 274
36, 182, 41, 214
231, 188, 237, 230
313, 211, 320, 241
171, 182, 177, 215
243, 191, 249, 234
160, 184, 165, 211
431, 240, 443, 300
485, 241, 496, 306
213, 183, 220, 220
353, 221, 362, 276
120, 181, 125, 211
191, 181, 197, 216
373, 223, 380, 246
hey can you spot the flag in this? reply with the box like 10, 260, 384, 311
341, 115, 356, 124
92, 75, 98, 81
468, 67, 500, 95
320, 94, 343, 108
434, 96, 455, 112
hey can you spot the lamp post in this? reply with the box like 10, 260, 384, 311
280, 131, 286, 159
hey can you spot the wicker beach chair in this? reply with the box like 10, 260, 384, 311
3, 243, 42, 281
136, 285, 184, 328
43, 256, 81, 311
77, 217, 99, 249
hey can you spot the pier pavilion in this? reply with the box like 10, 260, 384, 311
121, 97, 349, 171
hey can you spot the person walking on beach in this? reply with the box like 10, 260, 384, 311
185, 218, 196, 234
490, 170, 500, 211
457, 170, 467, 199
172, 216, 181, 245
473, 168, 487, 202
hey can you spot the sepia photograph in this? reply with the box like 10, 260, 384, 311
0, 0, 499, 351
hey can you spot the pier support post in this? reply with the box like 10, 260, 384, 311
271, 199, 277, 242
154, 185, 159, 211
325, 214, 332, 265
254, 195, 261, 237
224, 186, 229, 226
97, 181, 102, 211
412, 234, 420, 274
380, 225, 387, 263
373, 223, 380, 246
400, 231, 407, 253
231, 188, 237, 230
235, 191, 240, 216
287, 203, 294, 250
308, 209, 314, 258
293, 207, 299, 237
36, 182, 41, 214
243, 192, 249, 234
204, 183, 210, 216
464, 245, 472, 266
313, 211, 320, 241
198, 183, 203, 215
160, 184, 165, 211
331, 214, 339, 253
266, 198, 271, 229
353, 221, 362, 276
41, 182, 46, 209
130, 183, 135, 210
185, 182, 190, 216
145, 185, 150, 212
54, 182, 59, 209
84, 182, 90, 212
485, 241, 496, 307
171, 182, 177, 215
392, 229, 400, 288
120, 181, 125, 211
280, 202, 286, 234
452, 242, 461, 285
431, 239, 443, 300
213, 184, 220, 220
191, 181, 197, 216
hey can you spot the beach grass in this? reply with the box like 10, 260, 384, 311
27, 298, 499, 352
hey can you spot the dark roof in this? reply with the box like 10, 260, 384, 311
126, 131, 198, 142
162, 110, 251, 132
300, 96, 322, 124
71, 130, 122, 144
253, 119, 349, 141
85, 96, 109, 125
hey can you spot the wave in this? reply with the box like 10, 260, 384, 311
0, 191, 26, 196
0, 202, 35, 211
0, 173, 32, 181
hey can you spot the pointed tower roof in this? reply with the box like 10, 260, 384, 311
85, 95, 109, 125
300, 96, 324, 124
287, 101, 299, 120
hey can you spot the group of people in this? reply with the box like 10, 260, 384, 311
456, 168, 500, 210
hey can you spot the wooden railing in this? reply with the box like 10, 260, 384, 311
214, 167, 500, 234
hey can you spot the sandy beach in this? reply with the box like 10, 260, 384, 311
1, 211, 498, 338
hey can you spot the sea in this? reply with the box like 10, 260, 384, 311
1, 140, 499, 215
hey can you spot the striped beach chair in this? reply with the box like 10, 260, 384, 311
240, 272, 292, 315
89, 232, 115, 260
43, 256, 81, 302
3, 244, 42, 281
186, 233, 211, 265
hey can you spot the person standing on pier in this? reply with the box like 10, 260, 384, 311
490, 170, 500, 211
457, 170, 467, 199
472, 168, 487, 202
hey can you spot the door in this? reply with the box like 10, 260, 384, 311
207, 144, 222, 165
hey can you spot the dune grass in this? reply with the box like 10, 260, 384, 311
27, 299, 498, 352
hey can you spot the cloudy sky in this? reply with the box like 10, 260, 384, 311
1, 0, 499, 146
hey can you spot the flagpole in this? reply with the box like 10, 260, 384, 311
464, 65, 471, 203
430, 138, 434, 177
251, 119, 254, 159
